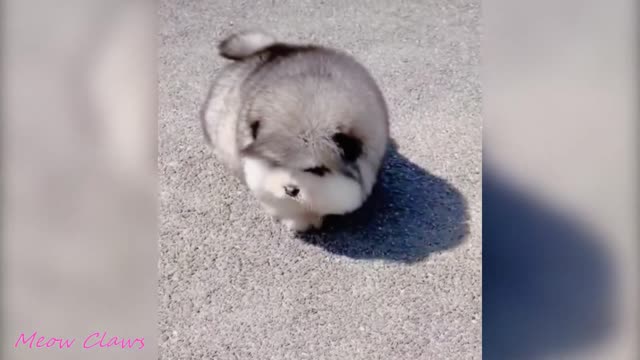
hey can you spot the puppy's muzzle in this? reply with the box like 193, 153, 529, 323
284, 185, 299, 197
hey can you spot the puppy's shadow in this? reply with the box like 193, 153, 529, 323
298, 141, 470, 263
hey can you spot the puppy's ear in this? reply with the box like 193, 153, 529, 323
332, 132, 362, 162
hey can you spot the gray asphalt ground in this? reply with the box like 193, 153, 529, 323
159, 1, 481, 359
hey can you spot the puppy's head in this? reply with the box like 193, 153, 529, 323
238, 80, 368, 216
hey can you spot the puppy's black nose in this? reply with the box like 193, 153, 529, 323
284, 185, 299, 197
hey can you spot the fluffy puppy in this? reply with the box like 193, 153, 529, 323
201, 30, 389, 231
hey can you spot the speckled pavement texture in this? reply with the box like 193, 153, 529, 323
159, 0, 481, 358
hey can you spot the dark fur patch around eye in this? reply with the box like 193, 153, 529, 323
304, 166, 330, 176
250, 120, 260, 139
332, 133, 362, 162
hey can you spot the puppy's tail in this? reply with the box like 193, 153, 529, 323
218, 30, 277, 60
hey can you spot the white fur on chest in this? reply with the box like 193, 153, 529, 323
242, 157, 303, 218
242, 157, 363, 224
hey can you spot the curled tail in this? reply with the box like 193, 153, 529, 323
218, 30, 277, 60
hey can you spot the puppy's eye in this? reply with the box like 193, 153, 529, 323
332, 132, 362, 162
250, 120, 260, 139
304, 166, 330, 176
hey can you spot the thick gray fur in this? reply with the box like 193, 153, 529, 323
201, 30, 389, 198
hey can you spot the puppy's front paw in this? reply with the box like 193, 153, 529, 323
307, 214, 324, 229
261, 205, 280, 219
282, 214, 324, 232
282, 218, 313, 232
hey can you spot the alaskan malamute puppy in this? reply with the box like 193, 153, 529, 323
201, 30, 389, 231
